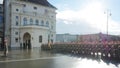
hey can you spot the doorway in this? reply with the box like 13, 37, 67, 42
23, 32, 31, 49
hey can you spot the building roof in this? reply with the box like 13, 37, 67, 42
23, 0, 57, 9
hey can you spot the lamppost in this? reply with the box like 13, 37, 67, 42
104, 9, 111, 42
3, 0, 5, 49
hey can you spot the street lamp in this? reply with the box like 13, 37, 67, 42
3, 0, 5, 48
104, 9, 111, 41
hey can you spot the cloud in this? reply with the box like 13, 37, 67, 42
56, 19, 99, 34
56, 1, 120, 35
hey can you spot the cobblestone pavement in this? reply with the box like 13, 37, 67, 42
0, 48, 63, 68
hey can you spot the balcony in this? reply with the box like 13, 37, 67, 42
19, 24, 50, 30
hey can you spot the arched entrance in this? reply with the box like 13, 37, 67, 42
23, 32, 31, 49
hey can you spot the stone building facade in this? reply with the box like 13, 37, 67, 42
4, 0, 57, 48
56, 34, 78, 43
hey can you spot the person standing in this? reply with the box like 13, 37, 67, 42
3, 39, 8, 57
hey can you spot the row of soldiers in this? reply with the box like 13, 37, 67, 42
55, 41, 120, 45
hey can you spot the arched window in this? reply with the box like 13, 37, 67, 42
23, 17, 27, 25
41, 20, 44, 26
30, 18, 33, 25
39, 35, 42, 43
35, 19, 39, 25
46, 21, 49, 27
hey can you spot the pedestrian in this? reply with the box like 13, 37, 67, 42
3, 39, 8, 57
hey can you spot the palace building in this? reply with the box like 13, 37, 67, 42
4, 0, 57, 48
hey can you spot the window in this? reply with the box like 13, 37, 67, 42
46, 21, 49, 27
15, 32, 18, 35
51, 34, 53, 37
15, 38, 18, 43
51, 39, 53, 43
30, 18, 33, 25
34, 7, 37, 10
23, 17, 27, 25
51, 16, 54, 18
45, 9, 48, 13
16, 9, 19, 11
39, 36, 42, 43
16, 16, 19, 19
0, 7, 2, 10
0, 16, 3, 23
41, 20, 44, 26
35, 19, 39, 25
48, 35, 50, 42
23, 4, 26, 7
16, 21, 18, 26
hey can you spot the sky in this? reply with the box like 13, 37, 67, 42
48, 0, 120, 35
0, 0, 3, 4
0, 0, 120, 35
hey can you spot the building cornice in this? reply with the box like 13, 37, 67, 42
19, 0, 57, 9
